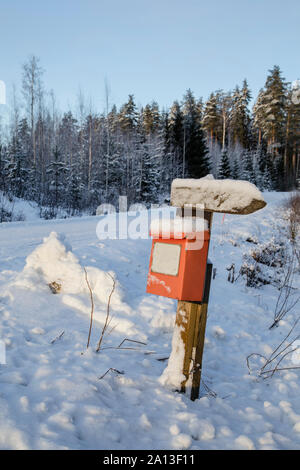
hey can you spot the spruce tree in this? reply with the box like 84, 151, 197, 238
218, 149, 231, 179
169, 101, 184, 176
118, 95, 138, 134
241, 150, 256, 184
46, 147, 67, 210
182, 89, 210, 178
0, 144, 8, 193
232, 157, 240, 180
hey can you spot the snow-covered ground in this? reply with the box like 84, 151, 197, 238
0, 192, 299, 450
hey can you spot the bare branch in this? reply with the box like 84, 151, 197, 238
50, 331, 65, 344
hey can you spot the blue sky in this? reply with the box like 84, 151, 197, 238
0, 0, 299, 115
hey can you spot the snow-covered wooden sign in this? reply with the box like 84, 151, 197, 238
171, 175, 267, 215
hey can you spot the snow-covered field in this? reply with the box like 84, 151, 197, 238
0, 192, 299, 450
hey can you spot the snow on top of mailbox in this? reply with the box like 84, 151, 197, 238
171, 175, 267, 214
150, 216, 208, 238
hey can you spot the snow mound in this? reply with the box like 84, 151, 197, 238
159, 323, 185, 390
171, 176, 266, 214
16, 232, 123, 306
19, 232, 83, 294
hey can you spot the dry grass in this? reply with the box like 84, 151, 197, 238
96, 273, 116, 353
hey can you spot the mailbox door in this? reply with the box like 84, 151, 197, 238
181, 238, 209, 301
146, 238, 185, 299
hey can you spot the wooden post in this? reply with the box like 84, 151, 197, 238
174, 211, 213, 401
175, 263, 212, 401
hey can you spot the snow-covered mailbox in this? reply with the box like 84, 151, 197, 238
147, 218, 210, 301
147, 176, 267, 401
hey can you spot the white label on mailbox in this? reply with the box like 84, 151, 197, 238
151, 242, 181, 276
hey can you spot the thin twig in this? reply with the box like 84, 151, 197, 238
117, 338, 147, 348
84, 267, 94, 349
98, 368, 124, 380
99, 346, 153, 353
247, 318, 300, 379
246, 352, 268, 374
264, 317, 300, 369
107, 323, 118, 337
202, 380, 218, 398
260, 334, 300, 373
50, 331, 65, 344
264, 347, 299, 378
260, 366, 300, 376
270, 251, 299, 328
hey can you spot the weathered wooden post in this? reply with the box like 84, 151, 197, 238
147, 176, 266, 400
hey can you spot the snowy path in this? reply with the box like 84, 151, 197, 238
0, 193, 300, 450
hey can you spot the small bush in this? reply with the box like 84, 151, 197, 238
285, 192, 300, 243
13, 211, 26, 222
0, 206, 13, 222
240, 261, 271, 287
250, 239, 286, 268
39, 206, 58, 220
240, 239, 286, 287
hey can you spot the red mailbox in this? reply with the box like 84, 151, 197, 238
146, 226, 210, 302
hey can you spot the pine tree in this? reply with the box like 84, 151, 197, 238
253, 89, 266, 147
216, 90, 232, 150
230, 80, 251, 148
260, 66, 287, 154
284, 81, 300, 187
142, 104, 154, 135
150, 101, 160, 131
202, 92, 220, 148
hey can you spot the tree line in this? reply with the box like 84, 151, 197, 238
0, 57, 299, 218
